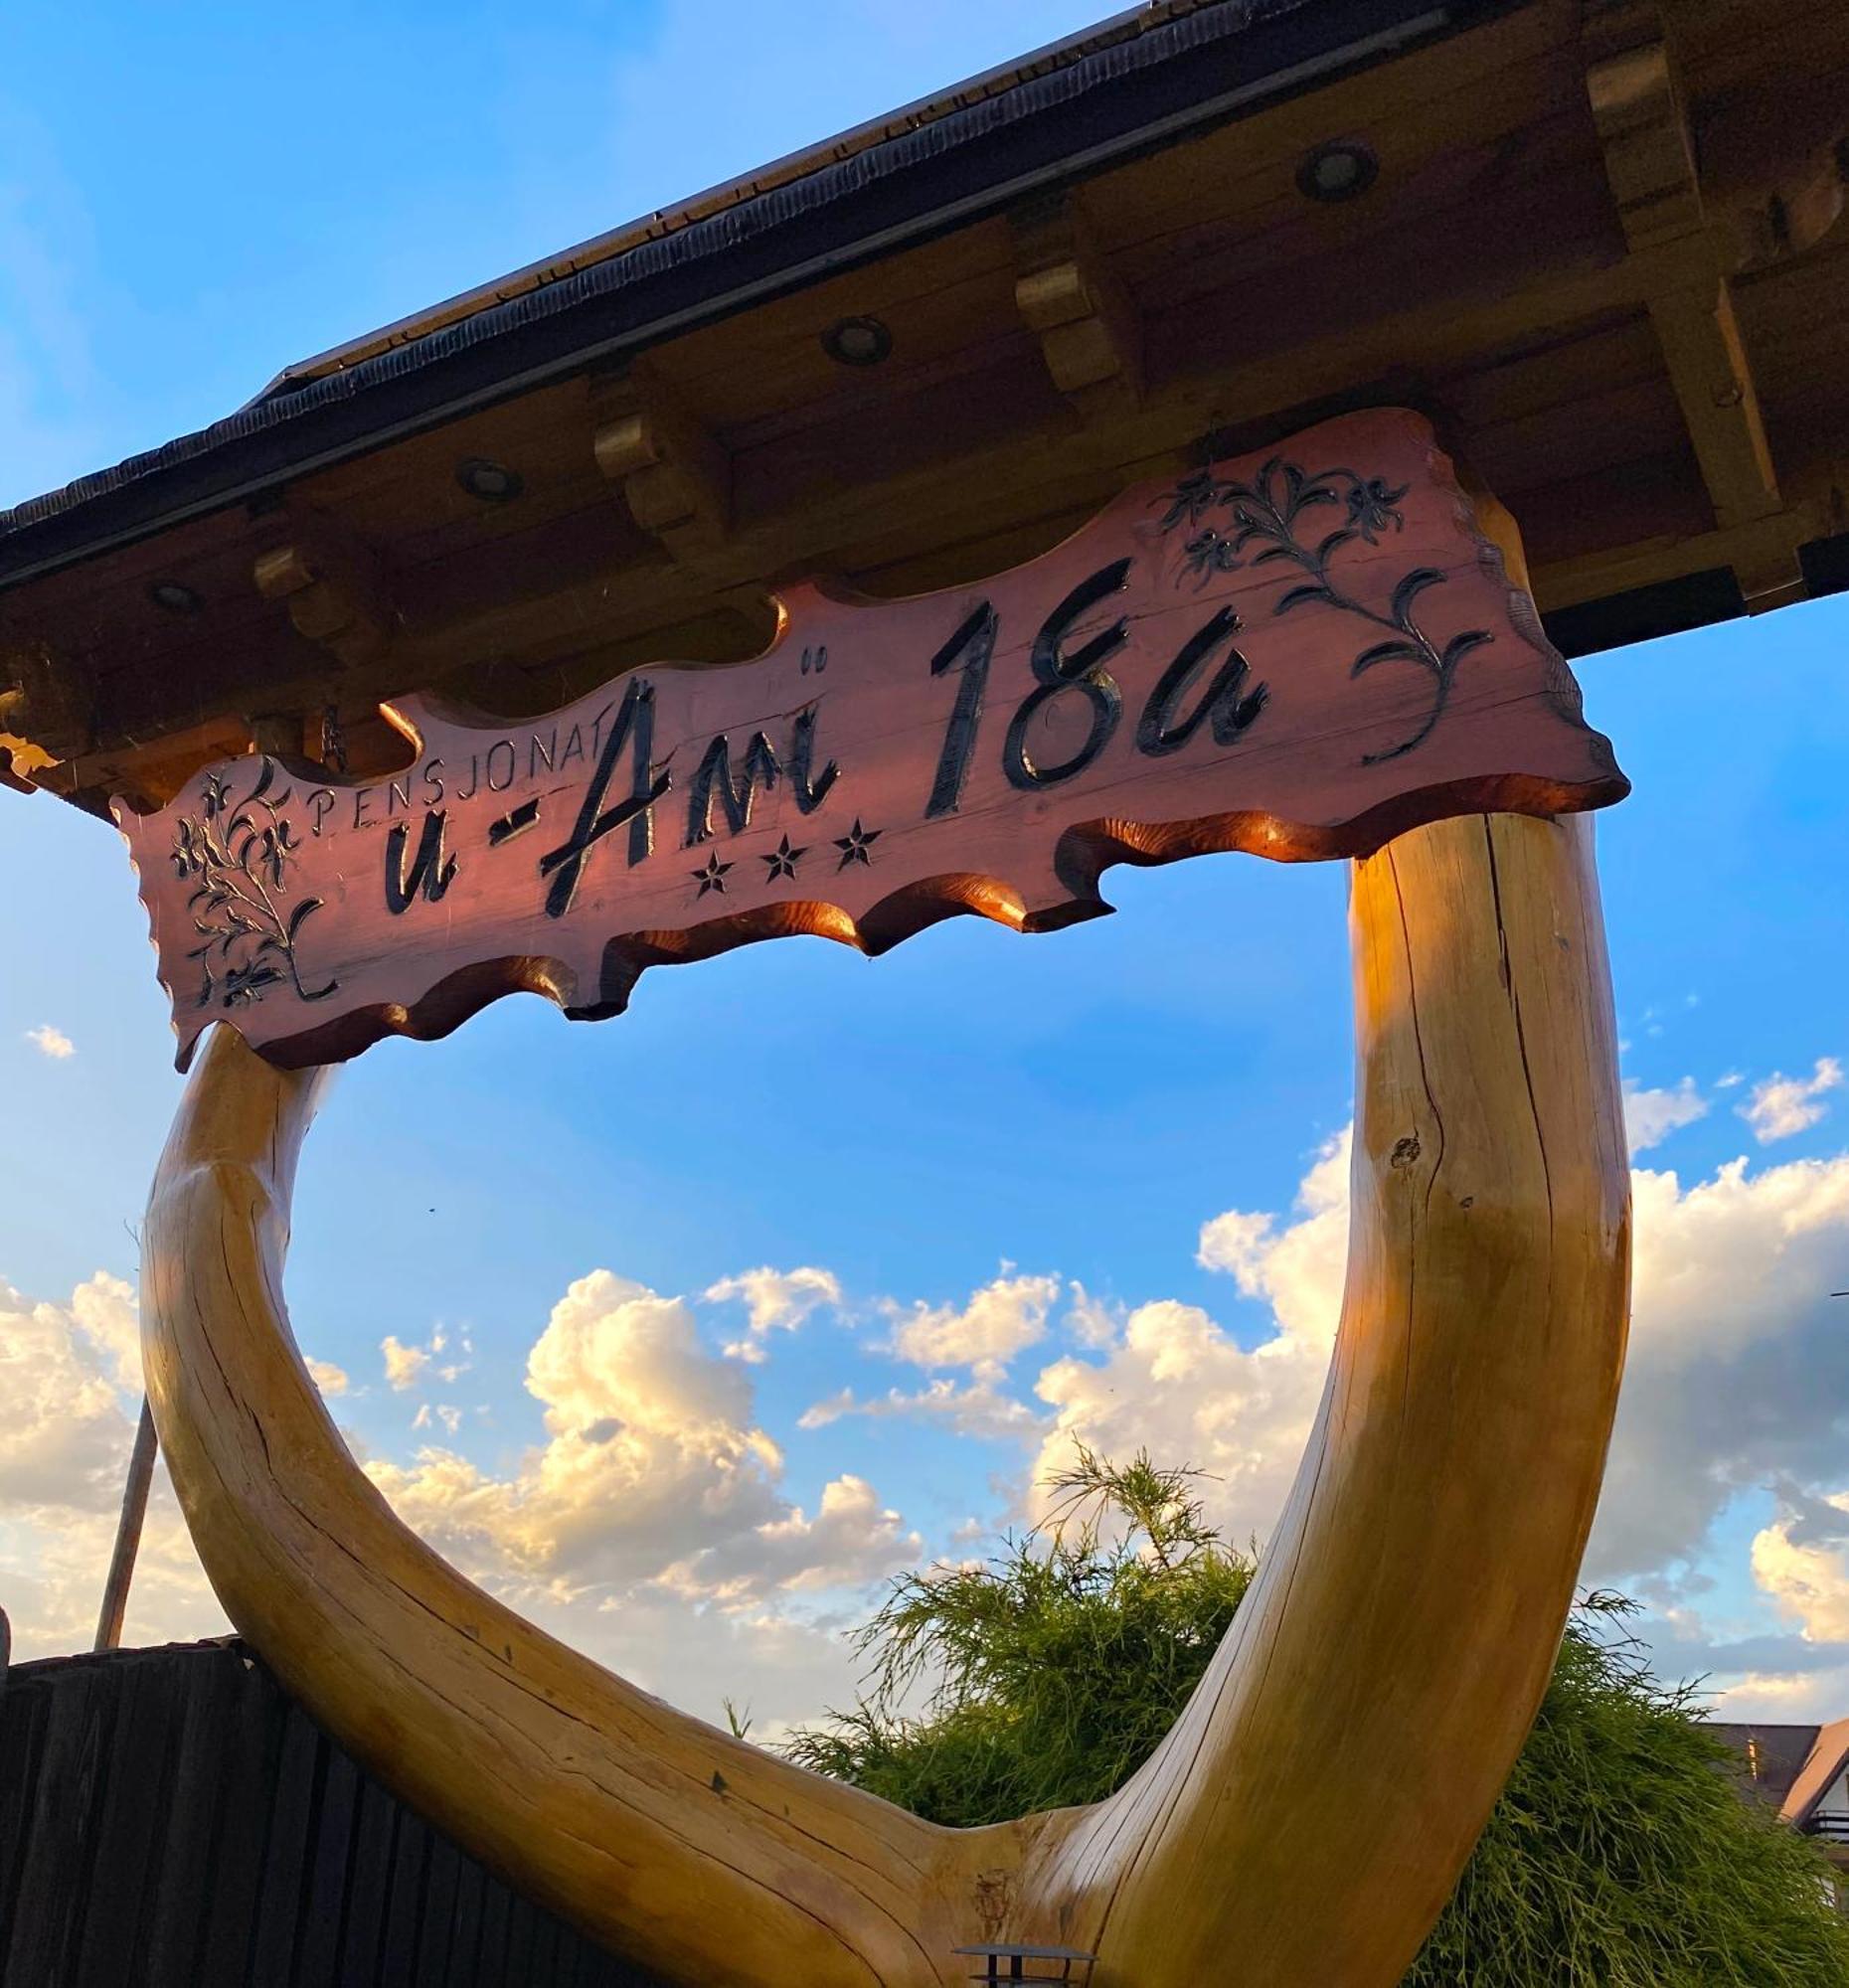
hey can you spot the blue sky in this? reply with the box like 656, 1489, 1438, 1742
4, 0, 1849, 1732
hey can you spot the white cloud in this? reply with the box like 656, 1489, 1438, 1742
659, 1474, 919, 1602
69, 1270, 142, 1394
24, 1024, 74, 1060
1019, 1115, 1849, 1637
1752, 1491, 1849, 1643
304, 1356, 350, 1398
1028, 1138, 1352, 1540
705, 1264, 841, 1363
1622, 1076, 1708, 1154
0, 1273, 139, 1508
382, 1335, 428, 1390
0, 1256, 916, 1724
886, 1270, 1059, 1382
383, 1326, 471, 1391
0, 1271, 224, 1659
1590, 1151, 1849, 1577
1740, 1057, 1843, 1143
367, 1270, 917, 1609
799, 1376, 1043, 1442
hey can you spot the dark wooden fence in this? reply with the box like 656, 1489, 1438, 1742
0, 1637, 665, 1987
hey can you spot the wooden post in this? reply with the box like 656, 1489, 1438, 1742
93, 1397, 158, 1652
138, 808, 1627, 1986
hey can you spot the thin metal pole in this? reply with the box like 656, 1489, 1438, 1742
93, 1398, 158, 1652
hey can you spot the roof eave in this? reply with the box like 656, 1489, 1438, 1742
0, 0, 1473, 592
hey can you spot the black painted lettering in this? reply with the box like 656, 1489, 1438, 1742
685, 730, 779, 846
1002, 559, 1130, 789
786, 708, 839, 816
924, 601, 996, 816
385, 810, 458, 913
1136, 606, 1269, 756
538, 678, 668, 918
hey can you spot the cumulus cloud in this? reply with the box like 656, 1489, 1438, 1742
0, 1256, 916, 1724
1025, 1115, 1849, 1668
382, 1335, 429, 1390
68, 1270, 142, 1394
1622, 1076, 1708, 1154
660, 1474, 918, 1603
1589, 1151, 1849, 1577
381, 1326, 470, 1391
1740, 1057, 1843, 1143
799, 1376, 1043, 1442
304, 1356, 350, 1398
1025, 1134, 1352, 1539
705, 1264, 841, 1363
0, 1271, 223, 1659
25, 1023, 74, 1060
0, 1273, 141, 1508
367, 1270, 918, 1609
885, 1270, 1059, 1382
1752, 1491, 1849, 1644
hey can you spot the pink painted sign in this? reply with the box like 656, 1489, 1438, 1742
116, 410, 1625, 1069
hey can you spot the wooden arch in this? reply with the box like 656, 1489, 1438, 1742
141, 804, 1629, 1988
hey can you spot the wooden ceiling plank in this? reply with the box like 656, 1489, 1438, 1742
1586, 26, 1793, 603
1083, 0, 1578, 255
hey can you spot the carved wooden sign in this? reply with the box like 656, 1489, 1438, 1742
117, 411, 1626, 1070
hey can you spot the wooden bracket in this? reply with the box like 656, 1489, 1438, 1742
253, 519, 395, 669
244, 711, 310, 760
1587, 31, 1792, 600
0, 641, 89, 783
592, 365, 730, 558
1010, 193, 1141, 419
1701, 83, 1849, 273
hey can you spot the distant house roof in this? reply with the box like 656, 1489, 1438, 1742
0, 0, 1470, 587
1713, 1719, 1849, 1826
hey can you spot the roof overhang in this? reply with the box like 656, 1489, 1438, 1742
3, 0, 1847, 815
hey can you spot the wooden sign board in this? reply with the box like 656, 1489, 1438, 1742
116, 411, 1625, 1070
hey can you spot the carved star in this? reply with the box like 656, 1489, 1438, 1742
762, 835, 805, 882
692, 853, 734, 898
833, 819, 881, 871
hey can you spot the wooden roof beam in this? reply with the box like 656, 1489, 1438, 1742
592, 363, 731, 559
1586, 28, 1796, 607
71, 229, 1763, 787
252, 519, 396, 670
0, 639, 90, 783
1530, 497, 1829, 614
1010, 192, 1141, 421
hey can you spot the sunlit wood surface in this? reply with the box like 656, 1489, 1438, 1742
143, 799, 1628, 1986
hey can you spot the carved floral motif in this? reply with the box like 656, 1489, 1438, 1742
1157, 458, 1492, 762
169, 758, 335, 1008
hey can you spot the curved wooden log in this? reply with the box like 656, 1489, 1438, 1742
141, 808, 1629, 1987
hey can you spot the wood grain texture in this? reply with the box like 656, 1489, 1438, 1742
116, 410, 1625, 1073
141, 806, 1630, 1988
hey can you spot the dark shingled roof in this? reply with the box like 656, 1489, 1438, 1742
1712, 1719, 1849, 1827
1713, 1722, 1826, 1810
0, 0, 1473, 588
